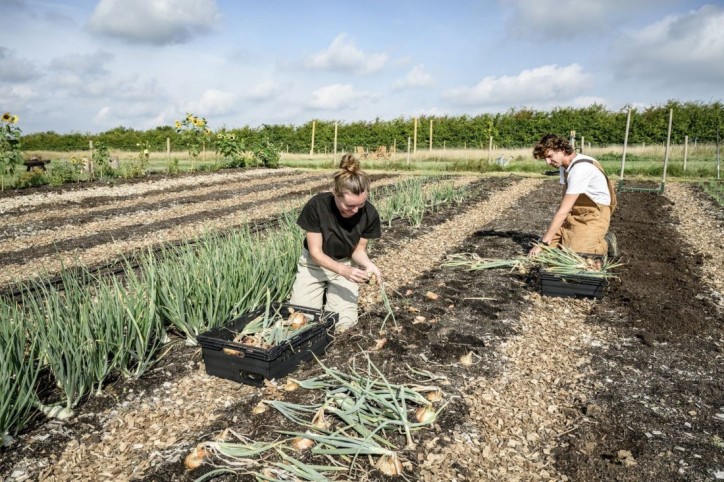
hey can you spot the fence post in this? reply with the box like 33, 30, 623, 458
429, 118, 433, 152
683, 135, 688, 171
487, 135, 492, 164
333, 122, 338, 163
310, 120, 316, 156
407, 136, 411, 165
662, 108, 673, 183
413, 117, 418, 154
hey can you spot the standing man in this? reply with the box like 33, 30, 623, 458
529, 134, 617, 257
288, 154, 382, 332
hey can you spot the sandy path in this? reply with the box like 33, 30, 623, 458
665, 183, 724, 305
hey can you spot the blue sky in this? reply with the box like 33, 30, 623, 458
1, 0, 723, 134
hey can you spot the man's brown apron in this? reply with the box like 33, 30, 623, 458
550, 159, 616, 255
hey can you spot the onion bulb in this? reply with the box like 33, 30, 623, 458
284, 379, 300, 392
38, 404, 74, 420
184, 445, 209, 470
252, 401, 268, 414
376, 453, 403, 476
287, 312, 307, 330
311, 407, 329, 430
415, 405, 436, 424
291, 434, 315, 451
425, 390, 443, 403
459, 351, 474, 367
368, 273, 378, 285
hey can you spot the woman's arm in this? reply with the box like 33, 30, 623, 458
350, 238, 382, 283
306, 232, 371, 283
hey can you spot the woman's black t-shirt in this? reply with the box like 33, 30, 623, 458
297, 192, 381, 260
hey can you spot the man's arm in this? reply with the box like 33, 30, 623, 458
529, 193, 579, 255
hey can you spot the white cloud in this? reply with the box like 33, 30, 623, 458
244, 81, 282, 102
0, 47, 39, 82
393, 64, 433, 90
444, 64, 592, 106
92, 106, 111, 124
612, 5, 724, 86
88, 0, 220, 45
307, 84, 379, 110
503, 0, 663, 39
306, 34, 388, 75
184, 89, 237, 116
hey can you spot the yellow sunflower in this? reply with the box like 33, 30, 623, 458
11, 115, 18, 124
1, 112, 11, 123
175, 121, 181, 128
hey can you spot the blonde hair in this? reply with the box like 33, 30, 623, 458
333, 154, 370, 195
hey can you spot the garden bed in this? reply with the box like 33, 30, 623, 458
1, 171, 722, 481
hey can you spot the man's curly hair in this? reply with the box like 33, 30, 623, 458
533, 134, 574, 159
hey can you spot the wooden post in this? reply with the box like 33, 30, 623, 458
683, 135, 688, 171
166, 137, 171, 159
662, 108, 673, 183
619, 108, 632, 181
429, 118, 433, 151
487, 135, 493, 163
333, 122, 338, 163
407, 136, 411, 165
581, 136, 585, 153
310, 120, 316, 156
88, 140, 94, 177
716, 127, 721, 180
413, 117, 418, 154
569, 130, 576, 151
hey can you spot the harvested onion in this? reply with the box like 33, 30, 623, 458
287, 312, 307, 330
425, 390, 443, 403
368, 273, 378, 285
291, 434, 315, 451
415, 405, 436, 424
376, 453, 403, 476
184, 445, 209, 470
459, 351, 474, 367
252, 401, 268, 414
284, 379, 300, 392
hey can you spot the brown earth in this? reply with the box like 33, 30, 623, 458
1, 172, 722, 482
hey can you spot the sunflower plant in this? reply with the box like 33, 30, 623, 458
215, 132, 246, 168
174, 113, 211, 171
1, 112, 23, 190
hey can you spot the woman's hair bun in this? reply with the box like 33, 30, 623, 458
339, 154, 360, 172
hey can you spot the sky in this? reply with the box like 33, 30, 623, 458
1, 0, 723, 134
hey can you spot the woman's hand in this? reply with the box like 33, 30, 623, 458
365, 263, 382, 284
341, 265, 371, 284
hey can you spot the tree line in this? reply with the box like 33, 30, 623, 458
21, 100, 723, 153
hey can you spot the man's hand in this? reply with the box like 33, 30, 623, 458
528, 244, 543, 257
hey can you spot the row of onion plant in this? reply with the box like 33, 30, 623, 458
0, 176, 471, 446
185, 354, 448, 480
373, 176, 474, 227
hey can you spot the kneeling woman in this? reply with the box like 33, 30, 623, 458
288, 154, 382, 332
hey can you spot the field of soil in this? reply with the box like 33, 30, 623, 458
0, 168, 722, 482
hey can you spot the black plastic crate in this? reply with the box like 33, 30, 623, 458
198, 303, 337, 386
539, 271, 607, 299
